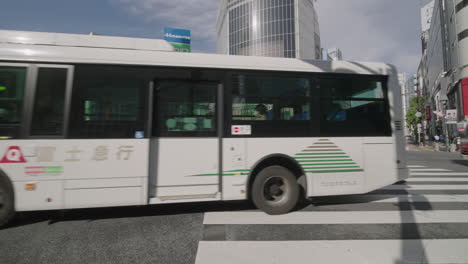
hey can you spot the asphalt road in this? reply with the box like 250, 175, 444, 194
1, 149, 467, 264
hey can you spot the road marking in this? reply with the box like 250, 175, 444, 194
383, 185, 468, 190
364, 194, 468, 203
408, 165, 426, 168
410, 172, 468, 176
407, 178, 468, 182
203, 210, 468, 225
195, 240, 468, 264
410, 168, 451, 172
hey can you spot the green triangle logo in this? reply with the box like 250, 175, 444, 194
294, 139, 364, 173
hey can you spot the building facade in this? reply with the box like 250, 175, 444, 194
216, 0, 321, 59
417, 0, 468, 141
421, 1, 435, 53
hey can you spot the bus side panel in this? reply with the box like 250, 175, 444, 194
306, 138, 365, 197
363, 138, 399, 193
221, 138, 369, 200
222, 138, 248, 201
0, 139, 149, 212
13, 181, 63, 211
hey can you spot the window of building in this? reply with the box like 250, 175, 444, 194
69, 65, 149, 139
0, 66, 26, 139
318, 76, 391, 137
31, 68, 67, 136
229, 74, 312, 137
156, 81, 217, 137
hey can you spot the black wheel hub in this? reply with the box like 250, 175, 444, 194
269, 185, 283, 196
263, 177, 287, 202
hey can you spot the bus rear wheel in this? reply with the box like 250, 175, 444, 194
251, 166, 299, 215
0, 174, 15, 228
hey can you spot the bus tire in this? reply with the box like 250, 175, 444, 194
251, 166, 299, 215
0, 173, 15, 228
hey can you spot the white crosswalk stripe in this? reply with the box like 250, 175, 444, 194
408, 178, 468, 182
196, 240, 468, 264
366, 194, 468, 203
411, 172, 468, 176
383, 184, 468, 190
203, 210, 468, 225
409, 168, 451, 172
195, 165, 468, 264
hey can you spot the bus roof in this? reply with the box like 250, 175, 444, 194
0, 30, 175, 52
0, 30, 394, 76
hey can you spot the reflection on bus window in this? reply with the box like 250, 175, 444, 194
157, 81, 217, 137
31, 68, 67, 136
233, 103, 274, 120
0, 67, 26, 124
69, 65, 147, 139
319, 77, 391, 136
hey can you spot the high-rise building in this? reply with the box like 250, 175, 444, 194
417, 0, 468, 140
421, 1, 435, 53
326, 48, 343, 61
216, 0, 321, 59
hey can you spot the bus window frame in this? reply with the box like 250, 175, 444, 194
316, 74, 392, 137
0, 62, 34, 139
226, 69, 319, 138
25, 64, 74, 139
153, 78, 221, 138
224, 69, 391, 138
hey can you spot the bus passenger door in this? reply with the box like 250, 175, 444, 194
149, 80, 221, 203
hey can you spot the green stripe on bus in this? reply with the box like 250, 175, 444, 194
295, 153, 346, 156
305, 166, 360, 169
45, 166, 63, 170
192, 172, 249, 177
299, 160, 354, 164
227, 170, 250, 172
302, 163, 357, 166
306, 169, 364, 173
296, 157, 350, 160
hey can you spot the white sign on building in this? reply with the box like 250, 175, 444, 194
446, 110, 458, 124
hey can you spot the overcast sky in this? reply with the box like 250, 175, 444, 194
1, 0, 433, 76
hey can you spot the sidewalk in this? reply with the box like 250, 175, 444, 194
406, 144, 434, 152
406, 143, 463, 155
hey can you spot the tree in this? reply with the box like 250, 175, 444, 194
406, 96, 428, 138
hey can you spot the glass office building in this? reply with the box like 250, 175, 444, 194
216, 0, 321, 59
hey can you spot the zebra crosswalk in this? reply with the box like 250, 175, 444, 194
195, 165, 468, 264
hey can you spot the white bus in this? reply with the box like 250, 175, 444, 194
0, 30, 408, 226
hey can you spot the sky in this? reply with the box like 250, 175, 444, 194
0, 0, 433, 76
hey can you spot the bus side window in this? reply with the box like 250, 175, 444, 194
318, 77, 391, 136
0, 66, 27, 139
31, 68, 67, 136
69, 65, 148, 139
230, 74, 312, 137
156, 81, 217, 137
